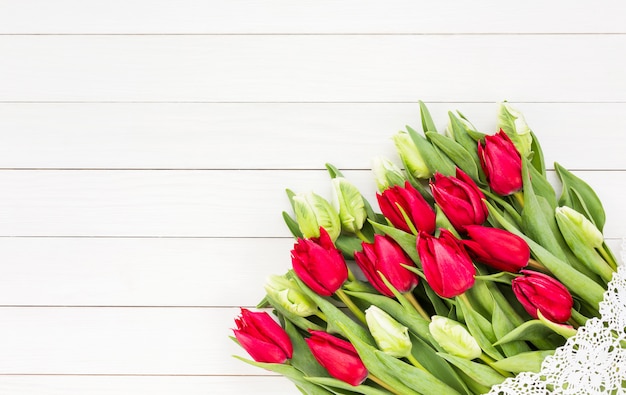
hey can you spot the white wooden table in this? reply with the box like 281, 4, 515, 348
0, 1, 625, 393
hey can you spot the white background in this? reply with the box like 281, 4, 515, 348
0, 1, 625, 393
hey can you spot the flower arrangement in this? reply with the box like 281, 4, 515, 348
230, 103, 619, 394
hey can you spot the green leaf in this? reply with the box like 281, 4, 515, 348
492, 301, 531, 357
419, 100, 438, 133
493, 319, 557, 346
528, 165, 556, 208
233, 356, 334, 395
491, 350, 554, 374
283, 211, 304, 239
447, 111, 483, 173
306, 377, 389, 395
436, 353, 507, 387
283, 319, 330, 378
529, 131, 546, 176
426, 131, 479, 181
406, 125, 456, 177
555, 162, 606, 231
435, 205, 461, 238
325, 163, 345, 179
457, 297, 503, 361
335, 235, 363, 260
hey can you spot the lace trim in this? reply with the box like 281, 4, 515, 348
487, 243, 626, 395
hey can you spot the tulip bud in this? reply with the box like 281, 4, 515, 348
371, 156, 406, 192
393, 132, 432, 179
429, 315, 482, 360
498, 103, 533, 157
430, 168, 488, 232
365, 305, 413, 358
461, 225, 530, 272
305, 330, 368, 386
293, 191, 341, 241
354, 235, 419, 297
555, 206, 604, 249
478, 130, 523, 196
417, 229, 475, 298
264, 274, 318, 317
376, 181, 436, 235
233, 308, 293, 364
331, 177, 367, 234
512, 270, 573, 323
291, 227, 348, 296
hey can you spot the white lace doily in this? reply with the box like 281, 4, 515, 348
487, 242, 626, 395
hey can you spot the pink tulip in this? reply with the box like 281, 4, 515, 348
512, 270, 573, 323
306, 330, 368, 386
417, 229, 476, 298
376, 181, 436, 234
291, 227, 348, 296
354, 235, 419, 297
430, 168, 488, 232
233, 308, 293, 364
478, 130, 523, 196
462, 225, 530, 272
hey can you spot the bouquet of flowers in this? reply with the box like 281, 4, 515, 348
230, 103, 622, 394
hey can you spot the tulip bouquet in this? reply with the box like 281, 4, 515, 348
231, 103, 620, 395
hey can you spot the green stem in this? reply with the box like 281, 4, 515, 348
395, 203, 419, 236
513, 191, 525, 208
406, 353, 427, 371
403, 291, 431, 321
368, 373, 403, 395
346, 267, 357, 283
335, 288, 366, 324
315, 311, 327, 322
479, 353, 513, 378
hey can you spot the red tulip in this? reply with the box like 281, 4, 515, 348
354, 235, 419, 297
417, 229, 476, 298
305, 330, 368, 386
430, 168, 488, 232
512, 270, 573, 323
233, 308, 293, 364
461, 225, 530, 272
291, 227, 348, 296
376, 181, 436, 234
478, 130, 523, 196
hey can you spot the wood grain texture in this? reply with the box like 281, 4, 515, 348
1, 0, 625, 34
0, 169, 622, 237
0, 102, 625, 170
0, 376, 295, 395
1, 35, 625, 102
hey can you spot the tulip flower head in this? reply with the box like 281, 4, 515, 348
417, 229, 476, 298
233, 308, 293, 364
377, 181, 436, 235
512, 270, 574, 323
291, 227, 348, 296
371, 156, 406, 192
555, 206, 604, 249
430, 168, 488, 233
331, 177, 367, 234
365, 305, 413, 358
292, 191, 341, 241
305, 330, 368, 386
264, 274, 318, 317
393, 132, 432, 179
354, 234, 419, 297
478, 130, 523, 196
461, 225, 530, 273
429, 315, 482, 360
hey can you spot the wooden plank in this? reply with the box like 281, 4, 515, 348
1, 35, 626, 102
0, 170, 622, 238
0, 102, 624, 170
0, 237, 620, 307
0, 237, 293, 306
0, 375, 295, 395
0, 0, 624, 34
0, 307, 268, 375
